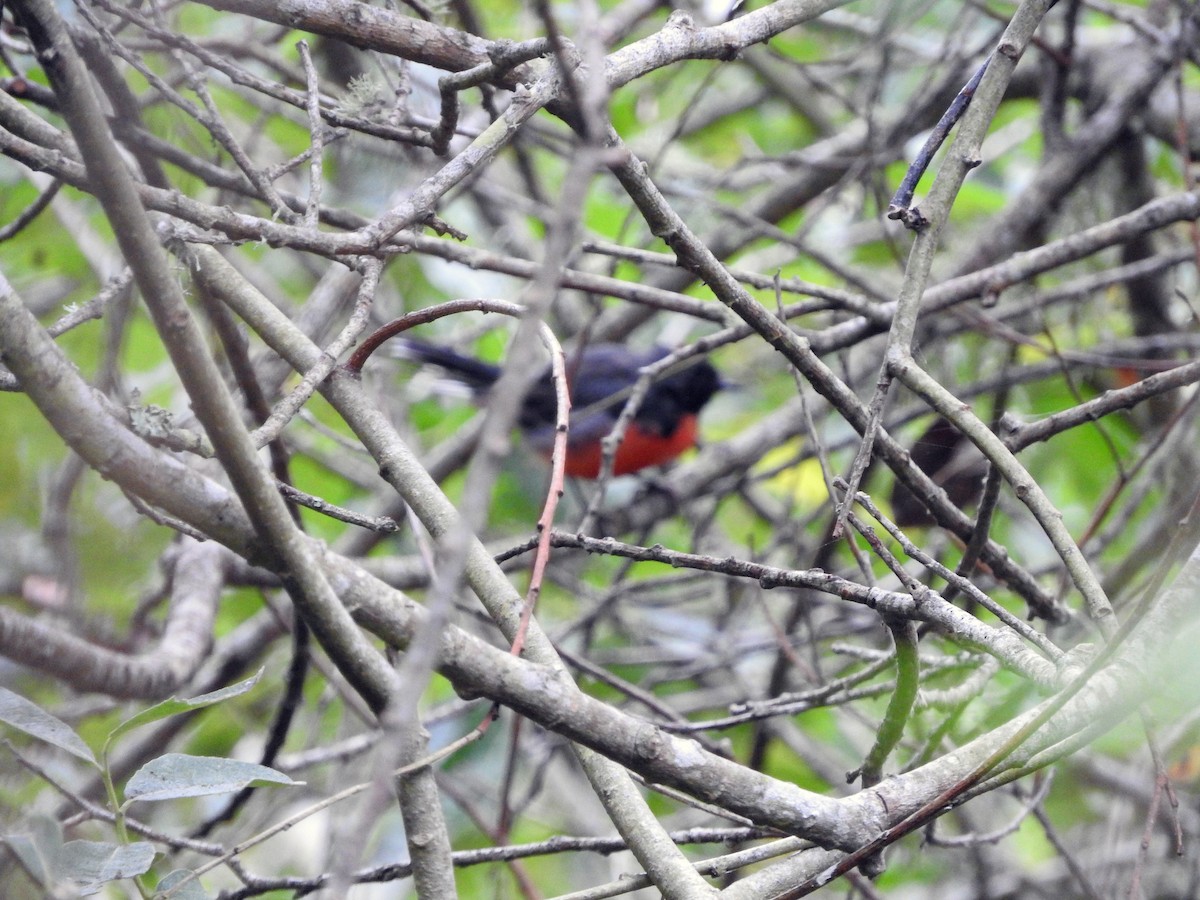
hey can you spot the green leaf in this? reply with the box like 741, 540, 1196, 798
2, 815, 62, 885
123, 753, 299, 806
3, 816, 155, 895
155, 868, 212, 900
0, 687, 97, 766
59, 839, 157, 894
106, 668, 264, 750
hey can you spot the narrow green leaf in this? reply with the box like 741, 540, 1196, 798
123, 753, 298, 806
106, 668, 264, 748
155, 868, 212, 900
59, 840, 157, 894
0, 687, 97, 766
3, 819, 155, 896
2, 815, 62, 885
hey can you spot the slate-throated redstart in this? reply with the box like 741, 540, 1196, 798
396, 339, 723, 478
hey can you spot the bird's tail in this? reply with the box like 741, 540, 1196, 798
389, 337, 502, 392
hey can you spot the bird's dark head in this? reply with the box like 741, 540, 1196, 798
661, 356, 724, 413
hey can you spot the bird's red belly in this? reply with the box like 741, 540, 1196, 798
561, 414, 699, 478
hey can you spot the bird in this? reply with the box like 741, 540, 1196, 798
888, 416, 987, 526
394, 338, 723, 478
